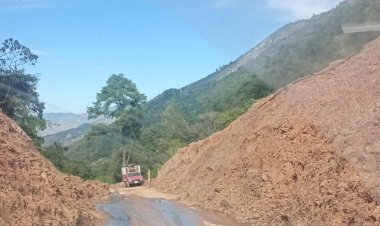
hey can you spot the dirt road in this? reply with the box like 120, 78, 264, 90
96, 187, 241, 226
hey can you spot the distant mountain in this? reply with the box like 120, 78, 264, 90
43, 123, 92, 146
143, 0, 380, 125
40, 112, 113, 145
41, 113, 89, 136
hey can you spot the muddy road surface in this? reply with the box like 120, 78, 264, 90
97, 187, 241, 226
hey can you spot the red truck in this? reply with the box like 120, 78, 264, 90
121, 164, 145, 187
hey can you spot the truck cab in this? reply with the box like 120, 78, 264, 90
124, 172, 145, 187
121, 164, 145, 187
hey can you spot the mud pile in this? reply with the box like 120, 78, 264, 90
154, 37, 380, 225
0, 113, 109, 225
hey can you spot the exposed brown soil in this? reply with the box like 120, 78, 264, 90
154, 37, 380, 225
0, 112, 109, 225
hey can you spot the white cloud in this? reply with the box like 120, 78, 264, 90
266, 0, 344, 19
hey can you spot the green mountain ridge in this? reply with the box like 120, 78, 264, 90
144, 0, 380, 125
54, 0, 380, 183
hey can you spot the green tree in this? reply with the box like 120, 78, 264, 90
161, 103, 190, 141
216, 108, 246, 129
87, 73, 146, 119
42, 143, 68, 170
41, 143, 95, 180
159, 103, 193, 156
192, 111, 219, 138
0, 38, 46, 146
87, 73, 147, 166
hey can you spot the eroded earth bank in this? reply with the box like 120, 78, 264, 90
0, 113, 109, 226
154, 37, 380, 225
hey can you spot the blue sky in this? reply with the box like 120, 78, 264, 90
0, 0, 342, 113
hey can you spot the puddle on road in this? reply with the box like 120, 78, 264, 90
96, 193, 236, 226
96, 194, 131, 226
96, 194, 200, 226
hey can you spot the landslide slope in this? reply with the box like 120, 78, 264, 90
154, 37, 380, 225
0, 112, 109, 225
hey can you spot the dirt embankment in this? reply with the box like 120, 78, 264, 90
154, 37, 380, 225
0, 113, 109, 225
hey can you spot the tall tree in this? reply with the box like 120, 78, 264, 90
87, 73, 146, 165
87, 73, 146, 119
161, 103, 189, 142
159, 103, 192, 156
0, 38, 46, 145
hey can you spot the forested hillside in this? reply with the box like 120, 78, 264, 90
144, 0, 380, 125
63, 71, 271, 183
54, 0, 380, 183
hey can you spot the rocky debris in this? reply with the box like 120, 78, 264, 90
154, 37, 380, 225
0, 113, 109, 225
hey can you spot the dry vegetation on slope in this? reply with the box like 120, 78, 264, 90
154, 37, 380, 225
